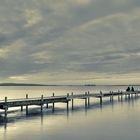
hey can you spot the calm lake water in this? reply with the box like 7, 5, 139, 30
0, 85, 140, 140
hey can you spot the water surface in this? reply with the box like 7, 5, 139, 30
0, 85, 140, 140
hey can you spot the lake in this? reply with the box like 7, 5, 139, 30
0, 85, 140, 140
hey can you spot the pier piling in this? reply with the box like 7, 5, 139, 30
121, 92, 123, 101
4, 97, 8, 119
52, 93, 55, 112
21, 106, 23, 111
85, 92, 87, 108
26, 94, 28, 115
88, 91, 90, 106
41, 95, 44, 113
71, 92, 74, 110
100, 91, 103, 105
67, 93, 69, 111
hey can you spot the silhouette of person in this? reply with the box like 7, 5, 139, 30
126, 86, 130, 92
131, 86, 134, 92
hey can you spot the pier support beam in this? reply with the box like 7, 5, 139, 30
21, 106, 23, 111
67, 101, 69, 111
88, 91, 90, 106
121, 92, 123, 101
26, 94, 28, 115
131, 93, 133, 98
118, 95, 120, 102
112, 92, 114, 102
125, 93, 127, 100
85, 92, 87, 108
100, 97, 102, 105
67, 93, 69, 111
71, 92, 74, 110
52, 93, 55, 112
41, 95, 44, 113
135, 93, 137, 98
110, 91, 112, 102
4, 97, 8, 119
118, 90, 121, 101
100, 91, 103, 105
52, 102, 54, 112
128, 93, 130, 99
46, 103, 48, 108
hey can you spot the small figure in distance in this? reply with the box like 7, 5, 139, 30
131, 86, 135, 92
126, 86, 130, 92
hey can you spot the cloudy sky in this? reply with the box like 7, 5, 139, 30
0, 0, 140, 85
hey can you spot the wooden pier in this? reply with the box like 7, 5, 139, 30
0, 90, 140, 119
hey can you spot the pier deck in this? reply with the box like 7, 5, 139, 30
0, 90, 140, 119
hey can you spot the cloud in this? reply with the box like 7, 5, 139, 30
30, 51, 52, 64
0, 0, 140, 84
9, 75, 28, 81
24, 9, 42, 27
0, 48, 9, 58
74, 0, 92, 5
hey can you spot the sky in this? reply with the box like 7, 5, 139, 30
0, 0, 140, 85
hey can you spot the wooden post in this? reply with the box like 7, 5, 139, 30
121, 91, 123, 101
85, 92, 87, 108
128, 93, 130, 99
67, 93, 69, 111
125, 93, 127, 100
112, 91, 114, 102
26, 94, 28, 115
21, 106, 23, 111
118, 90, 120, 101
41, 95, 43, 113
110, 91, 112, 102
100, 91, 103, 105
71, 92, 74, 110
100, 97, 102, 105
135, 93, 137, 98
52, 93, 55, 112
46, 102, 48, 108
4, 97, 8, 119
131, 93, 133, 98
118, 91, 120, 102
88, 91, 90, 106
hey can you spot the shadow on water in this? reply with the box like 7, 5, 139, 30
0, 95, 139, 130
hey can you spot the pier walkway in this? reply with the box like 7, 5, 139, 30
0, 90, 140, 119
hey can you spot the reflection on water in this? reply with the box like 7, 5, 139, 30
0, 86, 140, 140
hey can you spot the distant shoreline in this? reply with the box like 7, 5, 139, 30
0, 83, 96, 86
0, 83, 139, 86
